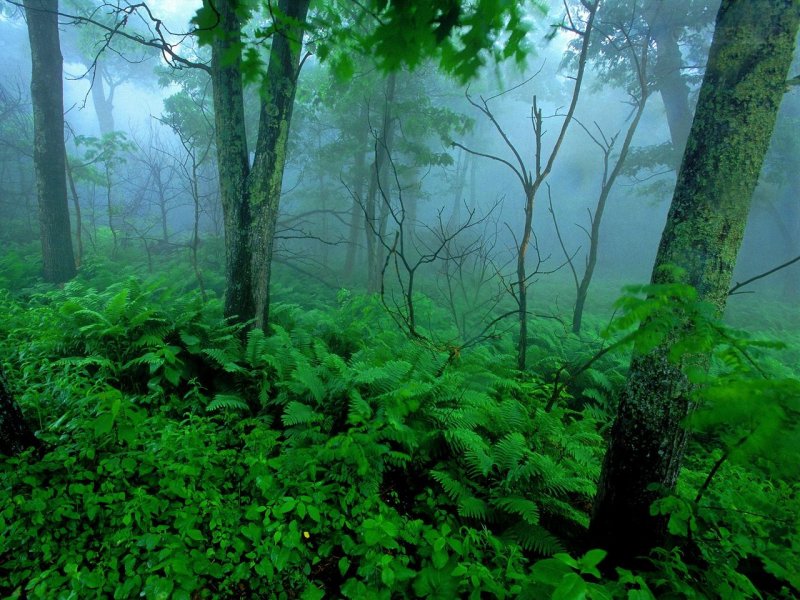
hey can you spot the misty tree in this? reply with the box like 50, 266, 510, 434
570, 0, 717, 163
454, 0, 598, 371
71, 132, 133, 256
46, 0, 544, 331
552, 3, 653, 334
0, 82, 36, 240
589, 0, 800, 563
23, 0, 77, 283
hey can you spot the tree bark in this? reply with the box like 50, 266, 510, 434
24, 0, 77, 283
208, 0, 309, 330
590, 0, 800, 563
0, 366, 40, 457
209, 0, 253, 324
248, 0, 311, 330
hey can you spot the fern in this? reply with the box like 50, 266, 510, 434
507, 522, 565, 554
493, 433, 528, 471
431, 470, 471, 502
457, 496, 490, 521
493, 496, 540, 525
202, 348, 244, 373
207, 394, 249, 413
282, 401, 322, 426
288, 360, 326, 403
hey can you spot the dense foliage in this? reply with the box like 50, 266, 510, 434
1, 245, 798, 599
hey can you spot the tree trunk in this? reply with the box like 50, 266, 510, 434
91, 60, 115, 135
209, 0, 254, 323
0, 367, 40, 457
366, 72, 398, 293
65, 153, 83, 268
208, 0, 309, 330
343, 107, 370, 280
24, 0, 76, 283
590, 0, 800, 563
572, 74, 649, 334
248, 0, 311, 330
643, 3, 693, 159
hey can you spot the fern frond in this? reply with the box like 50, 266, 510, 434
431, 470, 470, 501
282, 401, 322, 426
493, 496, 540, 525
493, 432, 528, 471
207, 394, 249, 413
506, 523, 564, 555
202, 348, 244, 373
457, 496, 490, 521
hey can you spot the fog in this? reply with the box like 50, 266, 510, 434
1, 0, 798, 320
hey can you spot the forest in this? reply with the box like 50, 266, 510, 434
0, 0, 799, 598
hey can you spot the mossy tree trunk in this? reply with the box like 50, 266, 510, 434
248, 0, 310, 330
590, 0, 800, 563
207, 0, 310, 329
24, 0, 76, 283
209, 0, 255, 324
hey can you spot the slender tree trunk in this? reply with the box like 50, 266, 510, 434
248, 0, 310, 330
189, 155, 207, 301
516, 184, 535, 372
154, 167, 169, 243
65, 154, 82, 268
0, 366, 40, 457
105, 164, 117, 255
590, 0, 800, 563
644, 3, 693, 159
344, 108, 370, 279
447, 149, 469, 230
91, 60, 115, 135
24, 0, 76, 283
572, 70, 649, 333
208, 0, 309, 330
366, 72, 397, 293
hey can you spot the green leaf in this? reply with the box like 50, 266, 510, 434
552, 573, 587, 600
338, 556, 350, 577
531, 558, 571, 586
186, 529, 203, 541
94, 412, 115, 436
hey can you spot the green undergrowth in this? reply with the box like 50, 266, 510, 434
0, 261, 798, 599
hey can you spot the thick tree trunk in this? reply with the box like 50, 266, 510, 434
208, 0, 309, 330
0, 367, 40, 457
24, 0, 76, 283
209, 0, 254, 323
590, 0, 800, 563
248, 0, 310, 330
